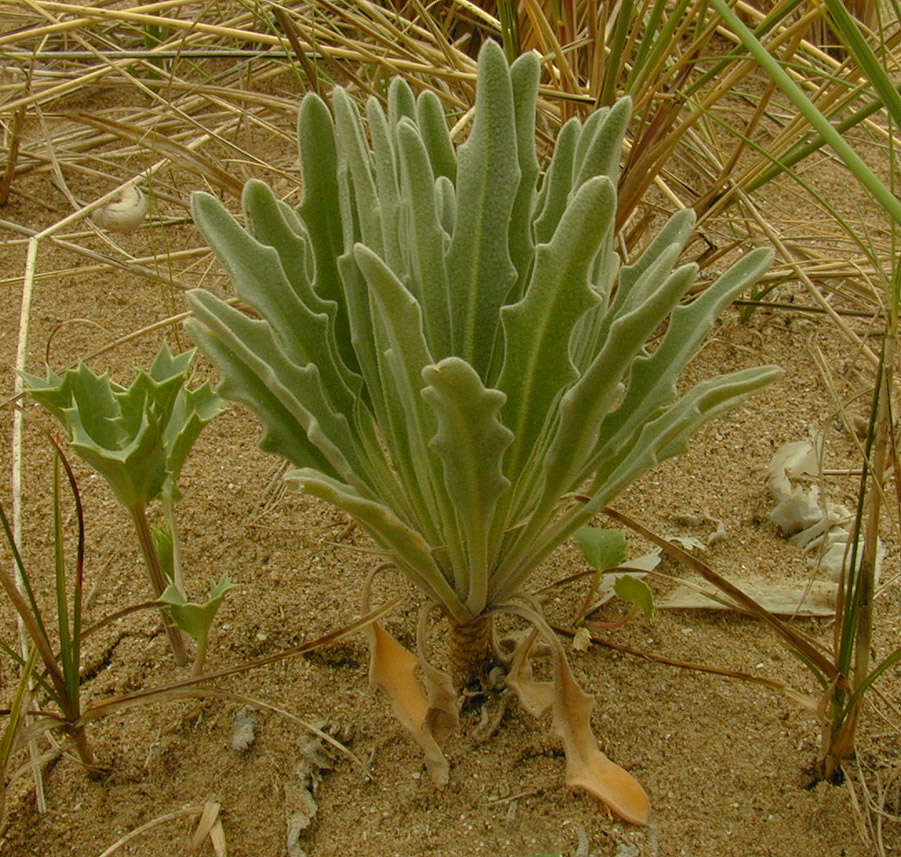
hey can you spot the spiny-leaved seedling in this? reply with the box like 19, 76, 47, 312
23, 344, 223, 667
186, 40, 781, 823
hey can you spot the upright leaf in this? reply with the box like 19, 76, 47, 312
421, 358, 514, 615
445, 40, 521, 374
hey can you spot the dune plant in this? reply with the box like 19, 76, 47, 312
710, 0, 901, 783
185, 40, 781, 824
22, 344, 223, 667
0, 442, 95, 776
0, 440, 397, 818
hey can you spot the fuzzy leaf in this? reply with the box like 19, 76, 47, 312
540, 260, 699, 509
333, 88, 382, 254
162, 382, 223, 500
286, 468, 466, 619
421, 358, 514, 615
445, 39, 521, 375
505, 51, 541, 304
497, 176, 614, 481
572, 97, 632, 192
23, 345, 207, 509
593, 248, 774, 472
396, 119, 453, 359
532, 118, 580, 244
366, 96, 404, 273
415, 89, 456, 182
296, 93, 355, 372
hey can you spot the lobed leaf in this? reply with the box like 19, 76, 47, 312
395, 119, 453, 360
497, 176, 615, 484
421, 358, 514, 616
296, 93, 355, 372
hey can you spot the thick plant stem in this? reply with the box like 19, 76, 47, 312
65, 723, 97, 772
448, 614, 493, 690
129, 504, 189, 667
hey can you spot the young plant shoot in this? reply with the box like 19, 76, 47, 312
185, 41, 781, 824
23, 344, 223, 667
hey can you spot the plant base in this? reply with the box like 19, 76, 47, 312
448, 615, 493, 691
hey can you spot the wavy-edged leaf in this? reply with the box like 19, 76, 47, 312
186, 291, 366, 486
540, 261, 699, 505
506, 50, 541, 305
163, 382, 223, 499
598, 366, 784, 501
241, 180, 362, 394
620, 208, 696, 295
498, 176, 615, 483
593, 248, 774, 471
366, 96, 404, 273
184, 317, 334, 478
533, 117, 580, 245
572, 96, 632, 192
193, 190, 359, 419
332, 87, 383, 254
287, 468, 465, 618
352, 243, 447, 542
66, 407, 166, 508
421, 358, 513, 616
296, 93, 355, 372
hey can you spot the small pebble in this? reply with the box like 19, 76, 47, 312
231, 708, 257, 751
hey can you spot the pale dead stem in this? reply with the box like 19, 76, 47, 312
93, 801, 226, 857
737, 188, 888, 376
1, 1, 894, 297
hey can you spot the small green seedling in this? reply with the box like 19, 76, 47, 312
23, 343, 223, 666
575, 525, 654, 625
160, 576, 235, 676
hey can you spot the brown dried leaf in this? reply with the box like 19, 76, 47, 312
420, 657, 459, 744
367, 621, 449, 786
505, 629, 554, 718
552, 652, 650, 826
657, 578, 836, 617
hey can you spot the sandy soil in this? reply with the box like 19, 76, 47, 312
0, 66, 899, 857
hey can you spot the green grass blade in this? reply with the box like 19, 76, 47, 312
0, 640, 56, 704
52, 454, 72, 701
0, 499, 51, 648
840, 646, 901, 719
708, 0, 901, 226
0, 646, 40, 776
49, 435, 85, 712
823, 0, 901, 128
